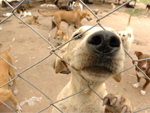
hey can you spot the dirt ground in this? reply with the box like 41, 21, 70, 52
0, 0, 150, 113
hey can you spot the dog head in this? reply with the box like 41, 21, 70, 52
134, 51, 150, 72
118, 31, 132, 42
82, 11, 92, 21
55, 26, 125, 82
54, 30, 65, 41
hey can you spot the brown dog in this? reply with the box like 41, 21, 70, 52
48, 30, 71, 49
52, 26, 132, 113
133, 51, 150, 95
20, 15, 39, 25
0, 39, 22, 112
38, 10, 92, 40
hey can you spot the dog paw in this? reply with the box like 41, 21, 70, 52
140, 90, 146, 95
13, 89, 19, 96
132, 82, 140, 88
103, 93, 132, 113
16, 104, 22, 113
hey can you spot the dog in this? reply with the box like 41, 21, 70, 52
20, 16, 39, 25
38, 10, 92, 39
52, 26, 132, 113
67, 1, 76, 10
118, 9, 134, 54
146, 4, 150, 16
110, 3, 116, 10
73, 1, 83, 11
133, 51, 150, 95
17, 4, 26, 18
0, 38, 22, 112
48, 30, 71, 49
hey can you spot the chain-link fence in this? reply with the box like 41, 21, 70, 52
0, 0, 150, 112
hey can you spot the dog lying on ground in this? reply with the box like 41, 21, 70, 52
38, 10, 92, 40
133, 51, 150, 95
20, 16, 39, 25
59, 6, 72, 11
118, 9, 134, 54
52, 26, 132, 113
0, 38, 22, 112
48, 30, 71, 49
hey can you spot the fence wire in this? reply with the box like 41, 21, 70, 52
0, 0, 150, 112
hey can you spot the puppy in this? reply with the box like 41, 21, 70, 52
48, 30, 70, 49
38, 10, 92, 39
52, 26, 132, 113
73, 1, 83, 11
118, 9, 134, 54
110, 3, 116, 10
133, 51, 150, 95
20, 16, 39, 25
0, 38, 22, 112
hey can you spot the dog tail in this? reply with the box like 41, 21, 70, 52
4, 38, 15, 53
127, 9, 134, 27
38, 10, 54, 16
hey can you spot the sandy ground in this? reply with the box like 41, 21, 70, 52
0, 0, 150, 113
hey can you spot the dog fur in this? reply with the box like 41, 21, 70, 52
20, 16, 39, 25
118, 9, 134, 54
48, 30, 71, 49
38, 10, 92, 39
110, 3, 116, 10
134, 51, 150, 95
67, 1, 76, 10
52, 26, 132, 113
0, 38, 22, 112
73, 1, 83, 11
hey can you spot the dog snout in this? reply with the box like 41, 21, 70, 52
88, 31, 120, 54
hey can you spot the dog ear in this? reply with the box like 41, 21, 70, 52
127, 33, 131, 38
55, 52, 68, 74
113, 73, 122, 82
134, 51, 143, 58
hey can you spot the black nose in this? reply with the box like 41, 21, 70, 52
88, 31, 120, 54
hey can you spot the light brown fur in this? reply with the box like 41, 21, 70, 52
52, 26, 132, 113
38, 10, 92, 39
20, 15, 39, 25
0, 39, 22, 112
48, 30, 71, 49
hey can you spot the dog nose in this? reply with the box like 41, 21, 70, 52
88, 31, 120, 54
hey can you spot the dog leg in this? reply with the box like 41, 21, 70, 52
133, 74, 141, 88
140, 79, 150, 95
9, 90, 22, 113
66, 24, 70, 35
9, 65, 18, 96
48, 22, 56, 41
103, 93, 132, 113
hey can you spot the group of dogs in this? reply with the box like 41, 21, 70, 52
0, 1, 150, 113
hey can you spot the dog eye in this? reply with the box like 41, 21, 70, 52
73, 34, 82, 39
123, 35, 125, 37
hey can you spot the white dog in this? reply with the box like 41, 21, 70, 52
118, 9, 134, 53
52, 26, 132, 113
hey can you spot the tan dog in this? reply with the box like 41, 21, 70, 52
0, 39, 22, 112
48, 30, 70, 49
134, 51, 150, 95
110, 3, 116, 10
118, 9, 134, 54
38, 10, 92, 40
52, 26, 132, 113
20, 16, 39, 25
